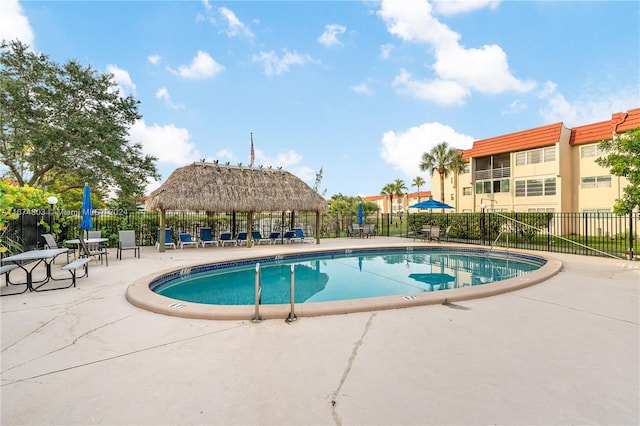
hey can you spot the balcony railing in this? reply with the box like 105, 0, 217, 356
475, 166, 511, 181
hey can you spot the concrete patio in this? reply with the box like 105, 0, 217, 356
1, 237, 638, 425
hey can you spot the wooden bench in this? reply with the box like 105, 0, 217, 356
61, 258, 91, 286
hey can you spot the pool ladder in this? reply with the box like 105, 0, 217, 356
252, 263, 297, 323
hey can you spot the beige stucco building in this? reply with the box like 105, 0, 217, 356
429, 108, 639, 214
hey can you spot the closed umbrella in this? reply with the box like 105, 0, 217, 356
358, 203, 364, 225
80, 183, 93, 233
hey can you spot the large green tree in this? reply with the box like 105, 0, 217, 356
596, 127, 640, 214
0, 40, 159, 202
419, 141, 465, 203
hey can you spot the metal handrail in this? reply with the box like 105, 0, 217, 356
492, 212, 621, 260
252, 262, 262, 323
287, 264, 297, 322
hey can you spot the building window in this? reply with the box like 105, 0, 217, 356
475, 181, 491, 194
580, 145, 601, 158
515, 177, 557, 197
515, 146, 556, 166
581, 175, 611, 189
462, 187, 472, 196
462, 163, 470, 174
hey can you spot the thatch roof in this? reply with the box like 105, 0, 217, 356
147, 162, 328, 213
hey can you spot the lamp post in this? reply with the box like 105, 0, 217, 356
47, 195, 58, 235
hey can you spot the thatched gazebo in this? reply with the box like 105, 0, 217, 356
147, 161, 328, 250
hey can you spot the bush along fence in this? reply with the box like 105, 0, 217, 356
3, 209, 637, 260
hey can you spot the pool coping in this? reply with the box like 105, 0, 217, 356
125, 243, 563, 320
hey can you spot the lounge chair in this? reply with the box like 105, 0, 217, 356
293, 228, 314, 243
269, 232, 282, 244
156, 228, 176, 250
251, 231, 272, 245
117, 230, 140, 259
236, 232, 249, 246
42, 233, 73, 263
219, 232, 237, 247
283, 230, 302, 244
199, 228, 219, 247
178, 232, 199, 249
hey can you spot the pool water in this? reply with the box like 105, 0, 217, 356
153, 249, 543, 305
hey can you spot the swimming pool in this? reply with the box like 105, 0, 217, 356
126, 245, 562, 320
153, 248, 542, 305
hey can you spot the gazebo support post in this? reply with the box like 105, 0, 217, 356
159, 209, 166, 253
247, 211, 253, 248
315, 211, 320, 244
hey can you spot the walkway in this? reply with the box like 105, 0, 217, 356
1, 238, 638, 425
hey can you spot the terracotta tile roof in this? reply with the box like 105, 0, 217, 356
570, 108, 640, 145
462, 122, 564, 160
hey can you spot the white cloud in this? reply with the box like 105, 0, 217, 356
155, 87, 184, 110
432, 0, 501, 16
219, 6, 254, 38
502, 99, 527, 115
0, 0, 34, 47
392, 69, 470, 105
433, 45, 536, 94
351, 83, 374, 96
147, 54, 161, 65
379, 43, 395, 60
252, 50, 316, 76
318, 24, 346, 47
167, 51, 224, 79
106, 65, 136, 96
378, 0, 534, 104
129, 119, 201, 167
378, 0, 459, 48
537, 80, 640, 127
380, 122, 475, 182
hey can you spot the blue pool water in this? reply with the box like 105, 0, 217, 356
152, 248, 544, 305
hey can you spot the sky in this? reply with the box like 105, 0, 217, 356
2, 0, 639, 199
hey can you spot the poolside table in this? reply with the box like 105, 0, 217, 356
1, 248, 69, 292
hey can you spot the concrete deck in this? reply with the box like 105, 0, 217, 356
1, 237, 638, 425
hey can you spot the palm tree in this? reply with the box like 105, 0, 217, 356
412, 176, 425, 203
419, 142, 465, 204
381, 179, 408, 216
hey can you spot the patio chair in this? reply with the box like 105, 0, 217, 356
429, 226, 441, 243
78, 236, 108, 266
251, 231, 272, 245
199, 228, 219, 247
236, 232, 249, 246
283, 230, 302, 244
362, 224, 376, 238
269, 231, 282, 244
293, 228, 314, 243
219, 232, 237, 247
156, 228, 176, 250
41, 233, 73, 264
117, 230, 140, 259
178, 232, 199, 249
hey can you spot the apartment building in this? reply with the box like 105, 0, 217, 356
365, 191, 432, 216
430, 108, 640, 213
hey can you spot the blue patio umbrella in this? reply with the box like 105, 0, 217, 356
80, 183, 93, 232
409, 198, 453, 210
357, 203, 364, 225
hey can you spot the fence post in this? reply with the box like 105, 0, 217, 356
630, 213, 635, 260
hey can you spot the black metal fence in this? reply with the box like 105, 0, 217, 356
3, 209, 638, 260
